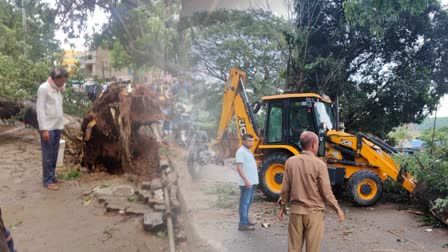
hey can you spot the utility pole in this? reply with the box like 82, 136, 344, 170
430, 106, 438, 156
20, 0, 28, 57
21, 0, 26, 32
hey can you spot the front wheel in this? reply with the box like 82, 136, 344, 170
259, 153, 291, 200
347, 170, 383, 206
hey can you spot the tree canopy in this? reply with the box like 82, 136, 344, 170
286, 0, 448, 137
191, 9, 291, 100
58, 0, 182, 74
49, 0, 448, 137
0, 0, 61, 99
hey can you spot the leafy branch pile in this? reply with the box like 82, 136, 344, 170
0, 0, 59, 100
392, 126, 448, 225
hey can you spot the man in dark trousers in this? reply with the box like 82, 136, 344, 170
278, 131, 345, 252
235, 133, 259, 231
36, 68, 68, 190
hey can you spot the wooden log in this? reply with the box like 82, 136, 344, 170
0, 96, 38, 128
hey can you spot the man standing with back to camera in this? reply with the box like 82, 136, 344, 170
36, 67, 68, 191
278, 131, 345, 252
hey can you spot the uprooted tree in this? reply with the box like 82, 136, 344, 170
81, 84, 163, 179
1, 83, 164, 180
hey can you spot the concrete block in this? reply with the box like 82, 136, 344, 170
112, 185, 135, 197
125, 204, 148, 216
143, 210, 164, 232
150, 178, 163, 192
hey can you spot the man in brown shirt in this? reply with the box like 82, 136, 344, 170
278, 131, 344, 252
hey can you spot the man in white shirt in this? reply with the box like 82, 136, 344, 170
235, 133, 259, 231
36, 68, 68, 190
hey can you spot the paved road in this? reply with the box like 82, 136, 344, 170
175, 155, 448, 252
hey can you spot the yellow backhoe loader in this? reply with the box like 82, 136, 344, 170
188, 68, 417, 206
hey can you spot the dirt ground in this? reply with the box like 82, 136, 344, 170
0, 126, 169, 252
2, 125, 448, 252
172, 148, 448, 252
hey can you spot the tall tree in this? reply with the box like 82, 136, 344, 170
284, 0, 345, 93
191, 10, 291, 99
57, 0, 182, 74
289, 0, 448, 137
0, 0, 60, 99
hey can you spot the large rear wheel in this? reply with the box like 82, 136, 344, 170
347, 170, 383, 206
259, 153, 291, 200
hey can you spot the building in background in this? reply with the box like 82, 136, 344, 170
79, 47, 132, 81
62, 50, 80, 73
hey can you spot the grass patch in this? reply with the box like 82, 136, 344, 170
100, 182, 112, 188
127, 195, 137, 203
159, 146, 172, 157
57, 169, 82, 180
202, 183, 239, 209
264, 209, 277, 214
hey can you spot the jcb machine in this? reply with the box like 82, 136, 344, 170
193, 68, 417, 206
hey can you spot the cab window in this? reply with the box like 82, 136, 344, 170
266, 103, 283, 143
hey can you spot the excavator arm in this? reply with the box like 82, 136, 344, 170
209, 68, 260, 153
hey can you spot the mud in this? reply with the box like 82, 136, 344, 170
0, 127, 169, 252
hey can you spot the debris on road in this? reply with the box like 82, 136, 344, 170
387, 229, 424, 249
412, 182, 448, 226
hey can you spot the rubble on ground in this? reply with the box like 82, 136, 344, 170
86, 158, 185, 242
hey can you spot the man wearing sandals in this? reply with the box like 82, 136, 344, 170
36, 68, 68, 190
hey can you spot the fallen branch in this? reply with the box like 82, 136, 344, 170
0, 97, 38, 128
386, 229, 424, 249
407, 210, 425, 216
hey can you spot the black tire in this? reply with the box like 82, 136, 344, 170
347, 170, 383, 206
259, 152, 291, 201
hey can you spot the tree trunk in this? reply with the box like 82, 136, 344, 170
81, 83, 164, 179
1, 84, 164, 180
0, 97, 38, 128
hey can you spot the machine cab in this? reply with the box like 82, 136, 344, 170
262, 93, 336, 155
